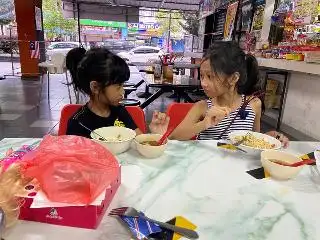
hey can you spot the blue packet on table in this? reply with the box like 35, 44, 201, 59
121, 212, 162, 239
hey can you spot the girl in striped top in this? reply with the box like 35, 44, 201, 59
171, 42, 288, 147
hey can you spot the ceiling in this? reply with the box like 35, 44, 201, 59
62, 0, 200, 12
63, 1, 140, 22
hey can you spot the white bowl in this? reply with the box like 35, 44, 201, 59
135, 134, 167, 159
90, 127, 136, 155
229, 130, 281, 157
261, 150, 303, 180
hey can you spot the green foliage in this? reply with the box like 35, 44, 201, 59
43, 0, 77, 39
0, 19, 11, 26
156, 10, 184, 38
179, 12, 199, 36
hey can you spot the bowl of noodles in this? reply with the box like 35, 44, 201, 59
91, 126, 136, 155
229, 130, 281, 157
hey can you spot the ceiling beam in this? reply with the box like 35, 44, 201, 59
159, 0, 166, 9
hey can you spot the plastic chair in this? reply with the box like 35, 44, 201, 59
58, 104, 147, 135
38, 53, 73, 105
125, 106, 147, 133
58, 104, 82, 136
166, 102, 195, 140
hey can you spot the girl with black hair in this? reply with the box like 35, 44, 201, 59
66, 47, 169, 138
171, 42, 288, 146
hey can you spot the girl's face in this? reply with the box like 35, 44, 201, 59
200, 59, 238, 98
91, 82, 124, 106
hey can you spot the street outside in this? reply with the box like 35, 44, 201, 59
0, 61, 21, 76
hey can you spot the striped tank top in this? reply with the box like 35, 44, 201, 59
197, 96, 256, 140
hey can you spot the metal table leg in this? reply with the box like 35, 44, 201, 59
140, 89, 165, 109
137, 84, 152, 98
47, 72, 50, 99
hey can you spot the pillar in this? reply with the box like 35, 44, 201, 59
14, 0, 45, 79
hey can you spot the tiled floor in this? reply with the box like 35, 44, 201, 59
0, 66, 288, 140
0, 67, 178, 139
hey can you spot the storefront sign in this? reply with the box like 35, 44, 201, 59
80, 19, 127, 28
81, 25, 113, 35
128, 22, 160, 31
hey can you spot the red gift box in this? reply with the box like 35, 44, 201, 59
18, 166, 121, 229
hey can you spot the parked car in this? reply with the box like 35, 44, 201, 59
46, 42, 80, 59
117, 46, 164, 63
103, 40, 135, 53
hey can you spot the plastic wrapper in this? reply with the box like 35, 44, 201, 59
0, 142, 39, 173
121, 213, 162, 239
120, 213, 197, 240
21, 135, 119, 205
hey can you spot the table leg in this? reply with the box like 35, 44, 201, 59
47, 72, 50, 99
137, 85, 152, 98
38, 73, 44, 106
140, 89, 165, 109
179, 91, 195, 103
65, 71, 72, 104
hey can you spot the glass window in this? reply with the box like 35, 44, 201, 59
133, 49, 145, 54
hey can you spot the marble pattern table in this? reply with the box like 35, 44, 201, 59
1, 138, 320, 240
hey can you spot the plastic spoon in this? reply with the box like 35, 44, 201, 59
269, 159, 315, 167
77, 121, 109, 142
157, 127, 175, 146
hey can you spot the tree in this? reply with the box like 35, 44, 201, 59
179, 12, 199, 36
156, 10, 184, 38
0, 19, 11, 35
0, 0, 15, 35
43, 0, 77, 40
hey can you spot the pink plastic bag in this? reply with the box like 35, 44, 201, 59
21, 135, 119, 205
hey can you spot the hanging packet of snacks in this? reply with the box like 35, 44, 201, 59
293, 0, 319, 24
252, 4, 266, 31
271, 0, 293, 26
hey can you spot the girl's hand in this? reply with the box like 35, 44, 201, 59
266, 131, 289, 148
203, 106, 231, 129
149, 111, 170, 135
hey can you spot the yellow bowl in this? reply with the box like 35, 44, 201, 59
135, 134, 167, 159
261, 150, 303, 180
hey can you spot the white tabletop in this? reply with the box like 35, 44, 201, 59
1, 138, 320, 240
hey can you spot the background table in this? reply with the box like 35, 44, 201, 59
140, 74, 200, 109
1, 138, 320, 240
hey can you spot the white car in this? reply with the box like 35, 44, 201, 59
46, 42, 80, 59
118, 46, 164, 63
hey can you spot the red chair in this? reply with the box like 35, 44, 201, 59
125, 106, 147, 133
166, 103, 195, 140
58, 104, 147, 135
58, 104, 82, 136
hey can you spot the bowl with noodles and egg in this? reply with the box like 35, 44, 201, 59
229, 130, 281, 157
